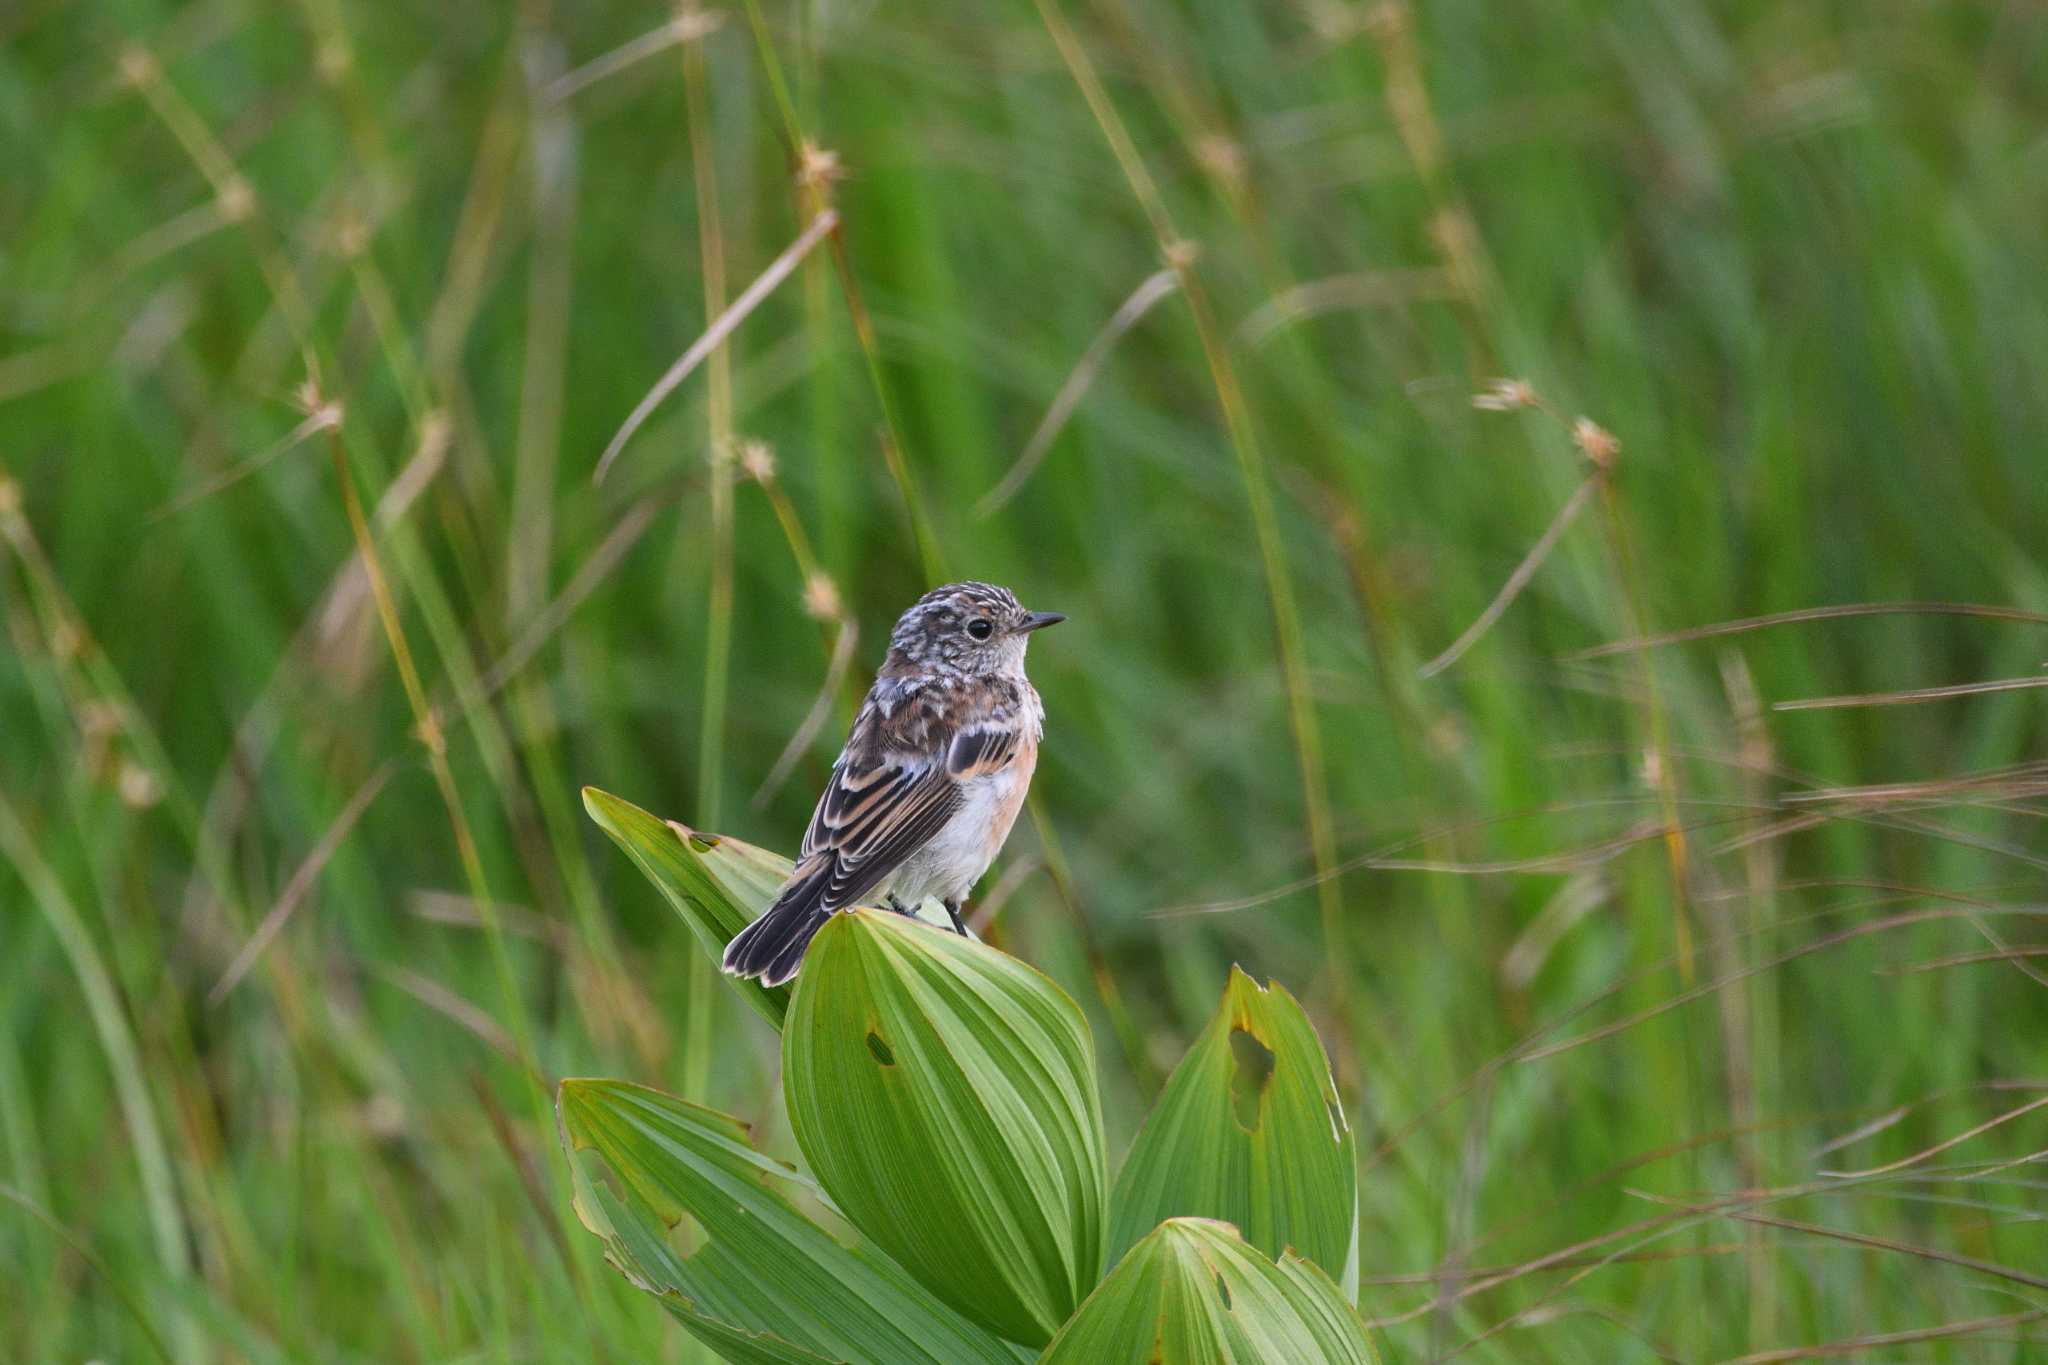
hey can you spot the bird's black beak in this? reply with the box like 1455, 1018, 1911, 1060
1016, 611, 1066, 634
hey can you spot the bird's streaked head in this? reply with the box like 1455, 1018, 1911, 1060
885, 581, 1063, 677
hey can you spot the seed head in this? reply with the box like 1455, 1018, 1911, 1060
737, 439, 777, 484
1572, 417, 1620, 469
117, 760, 164, 810
1472, 378, 1536, 412
334, 213, 370, 259
315, 39, 352, 83
802, 572, 842, 624
117, 46, 159, 88
217, 176, 256, 224
796, 141, 845, 193
1193, 134, 1247, 188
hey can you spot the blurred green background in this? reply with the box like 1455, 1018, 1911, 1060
5, 0, 2048, 1359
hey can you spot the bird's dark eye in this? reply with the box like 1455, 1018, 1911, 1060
966, 618, 994, 640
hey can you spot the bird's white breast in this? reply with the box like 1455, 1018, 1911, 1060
885, 758, 1034, 908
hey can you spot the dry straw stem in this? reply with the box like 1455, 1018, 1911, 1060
1513, 906, 2036, 1065
1450, 1186, 2048, 1357
119, 44, 315, 355
1627, 1188, 2048, 1296
322, 418, 563, 1203
379, 967, 532, 1078
1366, 895, 2048, 1183
1360, 1241, 1747, 1289
1235, 268, 1459, 348
137, 23, 562, 1090
150, 399, 343, 521
1466, 378, 1694, 977
1817, 1093, 2048, 1180
593, 208, 839, 485
1879, 944, 2048, 973
1368, 1106, 1992, 1331
543, 10, 723, 105
975, 267, 1179, 516
467, 495, 666, 710
1419, 475, 1598, 678
745, 444, 835, 599
1566, 600, 2048, 660
1422, 1149, 2048, 1354
1033, 0, 1348, 980
209, 761, 395, 1004
752, 617, 860, 809
1723, 1309, 2048, 1364
1367, 0, 1497, 358
1774, 674, 2048, 711
681, 10, 740, 1101
1152, 794, 1755, 918
731, 0, 944, 580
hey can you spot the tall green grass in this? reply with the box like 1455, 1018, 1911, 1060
4, 0, 2048, 1359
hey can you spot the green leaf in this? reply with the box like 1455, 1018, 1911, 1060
582, 786, 795, 1027
1041, 1218, 1381, 1364
558, 1078, 1024, 1364
782, 909, 1107, 1347
582, 786, 965, 1030
1109, 967, 1358, 1295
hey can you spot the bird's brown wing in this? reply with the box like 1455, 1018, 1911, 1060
794, 681, 1033, 911
943, 723, 1027, 780
794, 691, 954, 911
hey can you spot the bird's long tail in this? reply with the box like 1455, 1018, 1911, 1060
722, 857, 833, 987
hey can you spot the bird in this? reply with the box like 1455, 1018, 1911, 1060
722, 581, 1064, 986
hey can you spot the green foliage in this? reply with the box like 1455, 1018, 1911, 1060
1042, 1219, 1378, 1365
8, 0, 2048, 1358
582, 788, 797, 1027
784, 909, 1107, 1346
558, 1078, 1021, 1364
567, 814, 1372, 1360
1108, 967, 1357, 1291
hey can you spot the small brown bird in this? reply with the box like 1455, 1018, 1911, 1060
722, 582, 1064, 986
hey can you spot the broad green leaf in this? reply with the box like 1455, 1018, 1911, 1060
782, 910, 1107, 1347
582, 786, 794, 1027
558, 1078, 1023, 1364
1110, 967, 1358, 1295
582, 786, 964, 1029
1041, 1218, 1381, 1364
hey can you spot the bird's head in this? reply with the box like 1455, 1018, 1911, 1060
884, 581, 1063, 678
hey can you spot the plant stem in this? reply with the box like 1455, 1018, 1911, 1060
1032, 0, 1346, 978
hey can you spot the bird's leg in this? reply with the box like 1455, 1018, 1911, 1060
943, 899, 969, 936
885, 894, 915, 918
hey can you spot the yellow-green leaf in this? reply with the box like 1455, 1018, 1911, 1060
582, 786, 794, 1027
582, 786, 963, 1029
558, 1078, 1024, 1364
1041, 1218, 1381, 1364
1109, 967, 1357, 1294
782, 910, 1107, 1347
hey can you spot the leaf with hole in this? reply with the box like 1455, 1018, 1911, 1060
1108, 966, 1358, 1294
782, 908, 1107, 1347
557, 1078, 1023, 1364
1041, 1217, 1380, 1363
